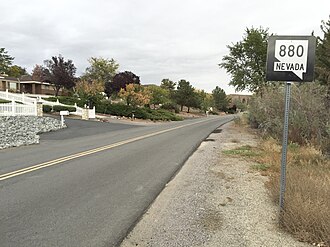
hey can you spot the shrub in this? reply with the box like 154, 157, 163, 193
109, 104, 133, 117
249, 83, 330, 154
42, 105, 52, 113
160, 102, 180, 113
43, 96, 85, 107
52, 105, 76, 112
57, 96, 79, 106
208, 110, 218, 115
0, 99, 11, 103
95, 101, 183, 121
96, 101, 133, 116
43, 97, 58, 102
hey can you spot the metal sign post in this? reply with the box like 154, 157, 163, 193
266, 35, 316, 221
279, 82, 291, 214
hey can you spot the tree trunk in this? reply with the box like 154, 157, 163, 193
54, 87, 60, 97
180, 105, 183, 111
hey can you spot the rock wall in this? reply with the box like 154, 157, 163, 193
0, 116, 65, 149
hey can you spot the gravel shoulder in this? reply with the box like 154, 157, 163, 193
120, 122, 309, 247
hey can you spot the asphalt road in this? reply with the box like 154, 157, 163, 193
0, 115, 235, 247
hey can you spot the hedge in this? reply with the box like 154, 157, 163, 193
42, 105, 52, 113
43, 96, 85, 107
52, 105, 76, 112
0, 99, 11, 103
96, 102, 182, 121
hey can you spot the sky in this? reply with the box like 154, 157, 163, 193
1, 0, 329, 94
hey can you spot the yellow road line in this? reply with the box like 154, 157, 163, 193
0, 118, 213, 181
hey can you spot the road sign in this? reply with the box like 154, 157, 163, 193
266, 36, 316, 82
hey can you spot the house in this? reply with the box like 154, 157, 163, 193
228, 94, 252, 105
0, 76, 18, 92
0, 75, 64, 95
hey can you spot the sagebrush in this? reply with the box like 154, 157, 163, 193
249, 83, 330, 154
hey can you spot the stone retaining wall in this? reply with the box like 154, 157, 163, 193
0, 116, 65, 149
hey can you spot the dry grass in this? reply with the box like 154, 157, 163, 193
229, 115, 330, 245
259, 139, 330, 246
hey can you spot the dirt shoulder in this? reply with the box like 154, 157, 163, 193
120, 122, 309, 247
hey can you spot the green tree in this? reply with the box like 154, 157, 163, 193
82, 57, 119, 89
175, 79, 195, 112
316, 15, 330, 107
160, 78, 177, 102
147, 85, 170, 108
186, 91, 202, 112
7, 65, 28, 78
160, 78, 176, 91
212, 86, 229, 111
220, 27, 269, 95
0, 48, 14, 75
75, 79, 105, 107
197, 90, 214, 112
44, 55, 77, 96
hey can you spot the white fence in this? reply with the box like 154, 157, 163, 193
0, 102, 37, 116
88, 107, 96, 118
0, 90, 96, 118
40, 100, 96, 119
0, 90, 37, 105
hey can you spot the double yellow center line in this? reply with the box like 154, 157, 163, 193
0, 118, 212, 181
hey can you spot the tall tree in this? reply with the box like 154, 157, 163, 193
186, 91, 202, 113
160, 78, 176, 91
316, 15, 330, 107
44, 55, 76, 96
147, 85, 170, 108
212, 86, 229, 111
75, 79, 105, 107
0, 48, 14, 75
31, 64, 47, 81
106, 71, 140, 96
175, 79, 195, 112
197, 89, 214, 112
220, 27, 269, 95
7, 65, 28, 78
83, 57, 119, 87
160, 78, 177, 101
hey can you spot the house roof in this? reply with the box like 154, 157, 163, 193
20, 75, 33, 81
1, 76, 18, 81
19, 81, 51, 85
0, 76, 49, 85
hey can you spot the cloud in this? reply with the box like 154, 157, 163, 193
1, 0, 329, 93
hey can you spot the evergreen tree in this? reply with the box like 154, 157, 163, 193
175, 79, 195, 112
212, 86, 229, 111
0, 48, 14, 75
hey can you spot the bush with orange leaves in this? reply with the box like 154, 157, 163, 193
118, 84, 151, 107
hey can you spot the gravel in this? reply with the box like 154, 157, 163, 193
0, 116, 65, 149
120, 122, 310, 247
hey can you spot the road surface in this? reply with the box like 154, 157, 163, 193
0, 115, 234, 247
